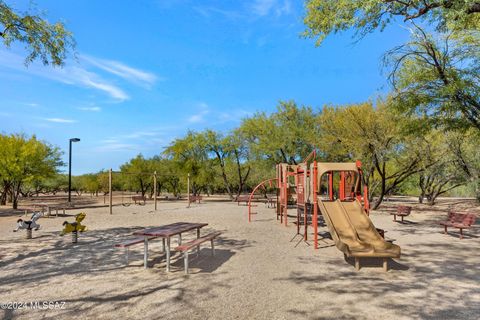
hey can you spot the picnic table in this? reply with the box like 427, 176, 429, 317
133, 222, 208, 272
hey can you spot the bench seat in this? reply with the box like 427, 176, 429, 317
391, 205, 412, 222
440, 212, 476, 239
115, 236, 158, 265
174, 231, 222, 274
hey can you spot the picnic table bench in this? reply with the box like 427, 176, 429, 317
391, 205, 412, 222
132, 222, 208, 272
175, 231, 222, 274
115, 236, 159, 265
439, 211, 476, 239
189, 195, 203, 204
266, 196, 276, 208
132, 195, 146, 205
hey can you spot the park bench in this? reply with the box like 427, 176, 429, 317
189, 195, 203, 204
174, 231, 222, 274
439, 212, 476, 239
115, 237, 159, 265
236, 195, 250, 206
132, 195, 146, 205
391, 205, 412, 222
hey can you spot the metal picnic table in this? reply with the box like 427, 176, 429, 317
133, 222, 208, 271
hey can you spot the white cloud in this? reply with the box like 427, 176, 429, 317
81, 55, 159, 87
217, 109, 253, 123
94, 143, 138, 152
25, 102, 39, 107
187, 102, 210, 123
252, 0, 276, 16
78, 106, 101, 112
0, 50, 129, 101
251, 0, 291, 17
44, 118, 77, 123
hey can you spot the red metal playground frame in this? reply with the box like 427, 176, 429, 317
247, 178, 278, 222
247, 151, 370, 250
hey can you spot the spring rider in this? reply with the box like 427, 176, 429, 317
60, 212, 87, 243
13, 211, 43, 239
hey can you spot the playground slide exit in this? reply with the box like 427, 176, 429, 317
317, 198, 400, 258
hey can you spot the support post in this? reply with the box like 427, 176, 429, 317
383, 258, 388, 272
153, 171, 157, 211
339, 172, 345, 200
109, 168, 113, 215
313, 161, 318, 249
328, 172, 334, 200
284, 167, 288, 226
355, 257, 360, 271
187, 173, 190, 208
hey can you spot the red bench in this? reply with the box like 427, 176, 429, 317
132, 195, 146, 205
189, 195, 202, 204
175, 231, 222, 274
391, 205, 412, 222
439, 212, 476, 239
236, 195, 250, 206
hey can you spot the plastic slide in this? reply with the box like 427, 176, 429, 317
317, 198, 400, 258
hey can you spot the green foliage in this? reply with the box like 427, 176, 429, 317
119, 155, 154, 197
415, 130, 467, 205
239, 100, 319, 165
303, 0, 480, 46
386, 27, 480, 130
0, 1, 74, 66
319, 100, 427, 208
0, 133, 63, 208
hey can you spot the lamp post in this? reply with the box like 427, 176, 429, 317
68, 138, 81, 203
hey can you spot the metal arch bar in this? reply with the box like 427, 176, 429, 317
248, 178, 279, 222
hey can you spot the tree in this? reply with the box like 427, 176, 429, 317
416, 130, 466, 205
164, 131, 214, 196
303, 0, 480, 45
319, 101, 426, 209
447, 128, 480, 200
0, 133, 63, 209
0, 1, 74, 66
385, 26, 480, 130
239, 100, 319, 165
204, 130, 234, 198
119, 155, 154, 197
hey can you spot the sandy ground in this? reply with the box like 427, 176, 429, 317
0, 197, 479, 320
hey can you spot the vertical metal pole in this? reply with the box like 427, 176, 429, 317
187, 173, 190, 208
153, 171, 157, 211
109, 168, 113, 215
68, 139, 72, 203
166, 237, 171, 272
284, 168, 288, 226
340, 172, 345, 201
144, 237, 148, 269
313, 161, 318, 249
328, 172, 334, 200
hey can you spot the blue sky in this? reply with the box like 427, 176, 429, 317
0, 0, 411, 174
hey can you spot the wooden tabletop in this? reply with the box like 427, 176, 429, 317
133, 222, 208, 237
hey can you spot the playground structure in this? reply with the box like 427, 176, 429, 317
248, 151, 401, 271
13, 211, 43, 239
61, 212, 87, 243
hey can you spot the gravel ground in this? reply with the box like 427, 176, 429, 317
0, 198, 479, 320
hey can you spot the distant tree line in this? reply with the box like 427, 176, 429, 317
2, 98, 478, 209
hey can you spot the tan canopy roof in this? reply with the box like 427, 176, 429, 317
316, 162, 359, 177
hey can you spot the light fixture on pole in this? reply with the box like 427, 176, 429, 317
68, 138, 81, 203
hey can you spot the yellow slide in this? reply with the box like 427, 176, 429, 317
318, 198, 400, 259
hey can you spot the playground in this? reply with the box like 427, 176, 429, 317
1, 196, 479, 320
